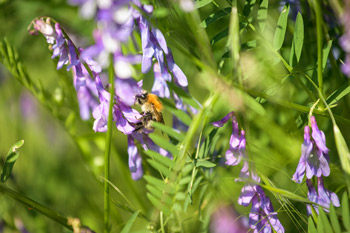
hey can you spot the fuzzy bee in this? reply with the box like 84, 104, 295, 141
134, 91, 164, 132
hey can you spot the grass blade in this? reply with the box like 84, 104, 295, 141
342, 192, 350, 231
120, 210, 140, 233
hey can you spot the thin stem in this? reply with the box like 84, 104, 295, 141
314, 0, 324, 95
104, 55, 115, 233
0, 184, 74, 231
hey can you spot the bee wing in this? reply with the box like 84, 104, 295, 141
152, 104, 164, 124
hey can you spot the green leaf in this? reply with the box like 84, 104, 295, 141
289, 40, 295, 67
257, 0, 268, 31
1, 140, 24, 183
259, 183, 310, 203
273, 5, 290, 50
211, 28, 229, 45
149, 133, 179, 157
329, 204, 341, 233
326, 83, 350, 106
144, 175, 166, 191
162, 98, 192, 125
342, 192, 350, 231
152, 8, 169, 18
167, 81, 201, 110
333, 125, 350, 175
198, 128, 218, 159
200, 7, 231, 28
146, 193, 171, 215
318, 208, 333, 233
146, 185, 173, 206
144, 150, 174, 168
120, 210, 140, 233
308, 217, 317, 233
152, 122, 185, 142
293, 12, 304, 62
317, 212, 324, 233
322, 40, 333, 70
195, 160, 216, 168
195, 0, 212, 9
147, 159, 171, 177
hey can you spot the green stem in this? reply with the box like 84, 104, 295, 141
314, 0, 323, 95
0, 184, 73, 231
104, 55, 115, 233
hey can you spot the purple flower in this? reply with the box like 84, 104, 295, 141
292, 117, 330, 183
30, 18, 56, 44
237, 164, 284, 233
292, 126, 313, 183
306, 178, 340, 214
127, 135, 143, 180
212, 112, 246, 166
211, 111, 235, 127
340, 0, 350, 77
77, 77, 99, 120
210, 205, 249, 233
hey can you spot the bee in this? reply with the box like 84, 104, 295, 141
134, 91, 164, 132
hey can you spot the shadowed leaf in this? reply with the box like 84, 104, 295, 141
1, 140, 24, 183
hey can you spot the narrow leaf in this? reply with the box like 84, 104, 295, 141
329, 204, 341, 233
342, 192, 350, 231
146, 193, 171, 215
308, 217, 317, 233
318, 208, 333, 233
322, 40, 333, 70
152, 122, 185, 142
1, 140, 24, 183
293, 12, 304, 62
120, 210, 140, 233
257, 0, 268, 31
273, 5, 290, 50
147, 159, 171, 177
144, 150, 174, 168
326, 83, 350, 106
289, 41, 295, 67
333, 125, 350, 175
317, 213, 324, 233
195, 0, 212, 9
148, 133, 179, 157
167, 82, 201, 110
200, 7, 231, 28
195, 160, 216, 168
211, 28, 229, 45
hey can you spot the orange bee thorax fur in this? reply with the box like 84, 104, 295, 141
147, 93, 163, 112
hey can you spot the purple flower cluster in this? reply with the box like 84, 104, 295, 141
292, 116, 330, 183
31, 0, 192, 180
306, 178, 340, 214
212, 112, 284, 233
340, 0, 350, 77
29, 18, 101, 120
292, 116, 339, 213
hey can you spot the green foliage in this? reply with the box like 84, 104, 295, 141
1, 140, 24, 183
293, 12, 304, 63
273, 4, 290, 50
1, 0, 350, 232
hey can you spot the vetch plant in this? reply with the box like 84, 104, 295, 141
1, 0, 350, 233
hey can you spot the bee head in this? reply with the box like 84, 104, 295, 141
135, 91, 148, 105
